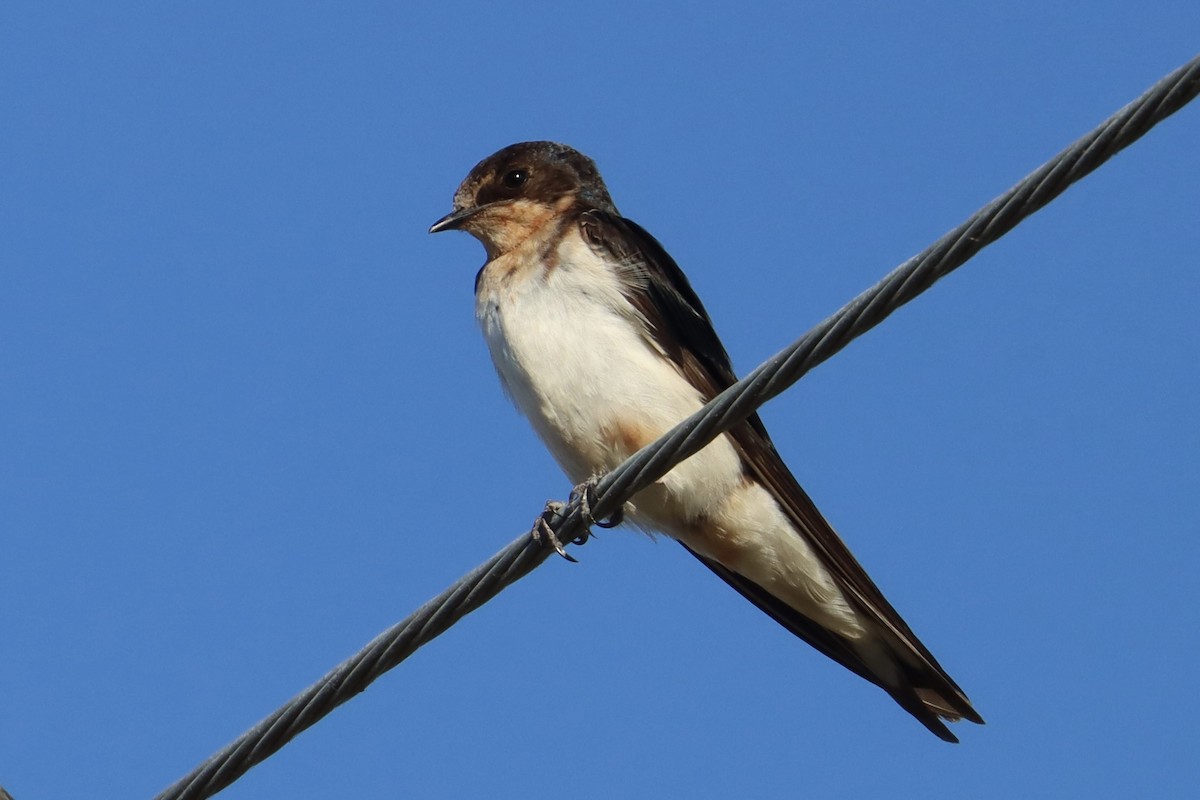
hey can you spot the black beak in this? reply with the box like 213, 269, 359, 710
428, 206, 480, 234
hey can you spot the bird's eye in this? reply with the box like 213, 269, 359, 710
501, 169, 529, 189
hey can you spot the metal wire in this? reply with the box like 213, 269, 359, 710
154, 53, 1200, 800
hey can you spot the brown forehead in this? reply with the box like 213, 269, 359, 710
451, 141, 616, 212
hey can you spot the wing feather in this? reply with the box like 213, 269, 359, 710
578, 208, 982, 734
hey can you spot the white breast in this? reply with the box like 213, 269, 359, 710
475, 232, 746, 525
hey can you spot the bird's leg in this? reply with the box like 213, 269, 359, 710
533, 478, 623, 562
572, 478, 625, 530
532, 482, 624, 563
533, 501, 579, 563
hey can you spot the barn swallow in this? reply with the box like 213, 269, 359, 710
430, 141, 983, 741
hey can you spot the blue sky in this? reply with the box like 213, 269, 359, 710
3, 3, 1199, 798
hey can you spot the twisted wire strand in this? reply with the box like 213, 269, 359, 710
154, 53, 1200, 800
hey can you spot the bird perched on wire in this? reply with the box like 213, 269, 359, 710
430, 141, 983, 742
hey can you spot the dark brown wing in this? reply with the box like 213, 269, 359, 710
577, 208, 982, 738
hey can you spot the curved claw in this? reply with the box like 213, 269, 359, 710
593, 504, 624, 529
573, 479, 625, 530
533, 502, 580, 563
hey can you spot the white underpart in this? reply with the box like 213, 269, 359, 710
476, 232, 863, 638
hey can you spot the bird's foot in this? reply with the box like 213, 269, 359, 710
532, 479, 622, 562
571, 478, 624, 530
533, 501, 581, 563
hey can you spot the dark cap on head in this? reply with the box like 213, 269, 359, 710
430, 142, 617, 234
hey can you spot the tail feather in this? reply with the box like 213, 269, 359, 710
683, 543, 984, 741
885, 674, 985, 744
